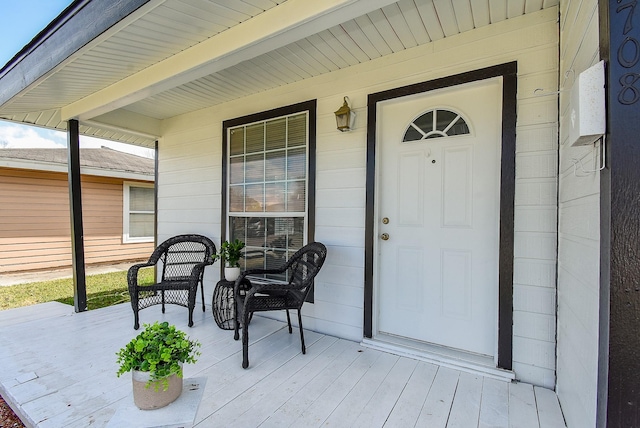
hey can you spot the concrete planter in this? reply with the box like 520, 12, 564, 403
132, 369, 182, 410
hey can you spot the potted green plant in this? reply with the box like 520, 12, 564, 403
116, 321, 201, 410
213, 239, 245, 281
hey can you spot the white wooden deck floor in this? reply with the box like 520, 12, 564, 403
0, 302, 566, 427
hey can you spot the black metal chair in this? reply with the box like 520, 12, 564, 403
233, 242, 327, 368
128, 234, 216, 329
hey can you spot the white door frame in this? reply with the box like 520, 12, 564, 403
363, 63, 518, 370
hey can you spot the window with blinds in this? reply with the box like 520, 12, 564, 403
124, 183, 154, 242
227, 112, 308, 272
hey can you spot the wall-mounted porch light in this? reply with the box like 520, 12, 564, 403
334, 96, 356, 132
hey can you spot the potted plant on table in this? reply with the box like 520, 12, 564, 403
213, 239, 245, 281
116, 321, 201, 410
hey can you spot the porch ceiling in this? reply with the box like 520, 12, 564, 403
0, 0, 558, 147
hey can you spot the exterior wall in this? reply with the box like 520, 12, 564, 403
160, 8, 559, 387
0, 167, 154, 273
556, 1, 601, 427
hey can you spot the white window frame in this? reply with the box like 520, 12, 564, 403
226, 112, 310, 271
123, 182, 154, 243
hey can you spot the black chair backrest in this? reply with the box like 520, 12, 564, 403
286, 242, 327, 290
150, 235, 215, 281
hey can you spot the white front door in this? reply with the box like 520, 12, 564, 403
375, 79, 502, 357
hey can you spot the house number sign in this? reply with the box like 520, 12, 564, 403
616, 0, 640, 104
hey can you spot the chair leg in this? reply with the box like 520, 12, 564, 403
298, 310, 306, 354
188, 287, 197, 327
131, 293, 140, 330
286, 309, 293, 334
200, 281, 206, 312
133, 310, 140, 330
234, 295, 241, 341
242, 309, 251, 369
161, 290, 166, 313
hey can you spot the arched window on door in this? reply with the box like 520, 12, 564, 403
402, 108, 470, 142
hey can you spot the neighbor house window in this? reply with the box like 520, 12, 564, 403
223, 101, 316, 282
123, 182, 154, 243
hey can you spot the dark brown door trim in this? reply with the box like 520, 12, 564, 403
364, 62, 518, 370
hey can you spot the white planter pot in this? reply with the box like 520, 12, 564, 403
132, 369, 182, 410
224, 266, 241, 282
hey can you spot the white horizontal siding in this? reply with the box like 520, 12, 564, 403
159, 7, 559, 387
556, 0, 601, 426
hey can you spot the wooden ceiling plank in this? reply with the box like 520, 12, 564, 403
316, 29, 361, 67
133, 15, 205, 44
470, 0, 491, 27
416, 0, 446, 41
328, 26, 370, 64
397, 0, 432, 45
247, 57, 298, 86
286, 41, 334, 75
304, 34, 350, 69
379, 4, 418, 50
489, 0, 508, 23
222, 0, 267, 16
142, 7, 228, 39
524, 0, 545, 13
177, 0, 254, 23
261, 52, 310, 81
452, 0, 476, 32
116, 27, 188, 51
507, 0, 526, 19
433, 0, 460, 37
240, 0, 281, 11
343, 18, 386, 59
270, 46, 319, 77
358, 12, 398, 55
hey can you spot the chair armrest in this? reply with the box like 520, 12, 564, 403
241, 268, 286, 277
127, 261, 156, 287
233, 267, 289, 297
189, 260, 213, 278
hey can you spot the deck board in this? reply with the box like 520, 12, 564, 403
478, 378, 509, 428
259, 339, 362, 427
509, 382, 540, 428
416, 366, 460, 427
535, 386, 567, 428
0, 302, 567, 427
447, 372, 483, 427
351, 357, 418, 428
383, 361, 438, 426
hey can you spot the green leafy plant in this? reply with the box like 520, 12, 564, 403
116, 321, 201, 390
212, 239, 245, 267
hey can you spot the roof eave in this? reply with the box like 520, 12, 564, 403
0, 0, 152, 109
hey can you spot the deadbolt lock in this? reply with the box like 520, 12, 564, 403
382, 217, 389, 224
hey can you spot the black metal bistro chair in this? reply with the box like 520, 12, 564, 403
233, 242, 327, 368
128, 234, 216, 329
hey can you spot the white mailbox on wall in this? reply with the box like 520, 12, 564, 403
569, 60, 606, 146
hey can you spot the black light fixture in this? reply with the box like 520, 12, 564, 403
334, 96, 356, 132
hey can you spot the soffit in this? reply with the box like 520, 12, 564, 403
0, 0, 558, 146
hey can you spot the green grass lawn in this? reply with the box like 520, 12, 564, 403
0, 267, 155, 311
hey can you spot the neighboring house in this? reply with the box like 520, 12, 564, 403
0, 1, 635, 427
0, 148, 155, 273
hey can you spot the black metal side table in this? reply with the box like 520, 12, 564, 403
212, 278, 250, 330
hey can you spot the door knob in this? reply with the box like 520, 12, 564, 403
381, 233, 389, 241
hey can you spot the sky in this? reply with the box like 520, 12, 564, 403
0, 0, 154, 158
